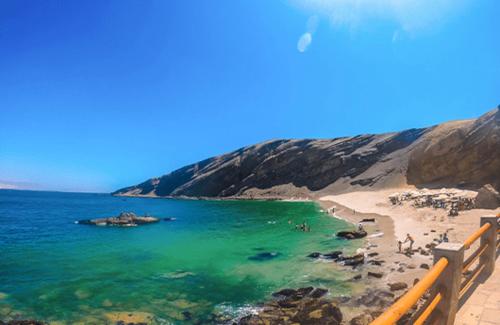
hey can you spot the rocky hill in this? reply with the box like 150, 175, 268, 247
113, 107, 500, 199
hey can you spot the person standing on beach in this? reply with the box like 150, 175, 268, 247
397, 240, 402, 253
404, 233, 415, 251
357, 223, 364, 232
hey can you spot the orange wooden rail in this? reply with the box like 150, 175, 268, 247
413, 293, 442, 325
464, 223, 491, 249
371, 215, 499, 325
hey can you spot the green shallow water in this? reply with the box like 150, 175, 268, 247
0, 190, 360, 324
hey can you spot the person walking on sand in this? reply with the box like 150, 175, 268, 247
404, 233, 415, 251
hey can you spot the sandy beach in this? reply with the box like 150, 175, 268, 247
317, 187, 500, 305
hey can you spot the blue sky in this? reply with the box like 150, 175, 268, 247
0, 0, 499, 192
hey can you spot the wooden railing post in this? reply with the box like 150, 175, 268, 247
430, 243, 464, 325
480, 215, 498, 276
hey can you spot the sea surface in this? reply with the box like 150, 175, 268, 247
0, 190, 359, 324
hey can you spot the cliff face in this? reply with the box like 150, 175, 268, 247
407, 108, 500, 190
113, 108, 500, 198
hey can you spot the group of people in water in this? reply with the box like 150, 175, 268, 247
289, 220, 311, 232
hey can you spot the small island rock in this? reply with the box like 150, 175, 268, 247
77, 212, 159, 227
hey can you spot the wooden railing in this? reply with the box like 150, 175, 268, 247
371, 214, 500, 325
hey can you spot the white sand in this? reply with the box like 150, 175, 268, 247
318, 188, 500, 292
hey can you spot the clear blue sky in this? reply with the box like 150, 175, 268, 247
0, 0, 499, 192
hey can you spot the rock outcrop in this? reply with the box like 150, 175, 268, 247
475, 184, 500, 209
114, 108, 500, 198
76, 212, 159, 227
239, 287, 342, 325
337, 230, 368, 240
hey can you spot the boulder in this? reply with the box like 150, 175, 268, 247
309, 288, 329, 298
350, 313, 373, 325
323, 251, 343, 260
367, 272, 383, 279
307, 252, 322, 258
475, 184, 500, 209
296, 287, 315, 297
420, 263, 430, 270
272, 288, 296, 298
339, 254, 365, 267
389, 282, 408, 291
239, 291, 342, 325
291, 301, 342, 325
337, 230, 367, 240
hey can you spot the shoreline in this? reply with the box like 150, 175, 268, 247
113, 189, 500, 324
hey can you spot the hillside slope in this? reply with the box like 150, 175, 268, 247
113, 107, 500, 199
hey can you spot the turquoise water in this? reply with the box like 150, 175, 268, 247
0, 190, 359, 324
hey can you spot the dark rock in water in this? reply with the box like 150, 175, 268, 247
272, 287, 314, 302
367, 252, 379, 257
367, 272, 383, 279
323, 251, 343, 260
350, 274, 362, 281
338, 254, 365, 266
248, 252, 281, 261
77, 212, 159, 227
389, 282, 408, 291
337, 230, 367, 240
296, 286, 315, 297
272, 288, 297, 298
368, 260, 384, 266
307, 252, 322, 258
181, 311, 192, 321
309, 288, 329, 298
360, 218, 376, 223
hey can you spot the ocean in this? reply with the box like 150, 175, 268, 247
0, 190, 359, 324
